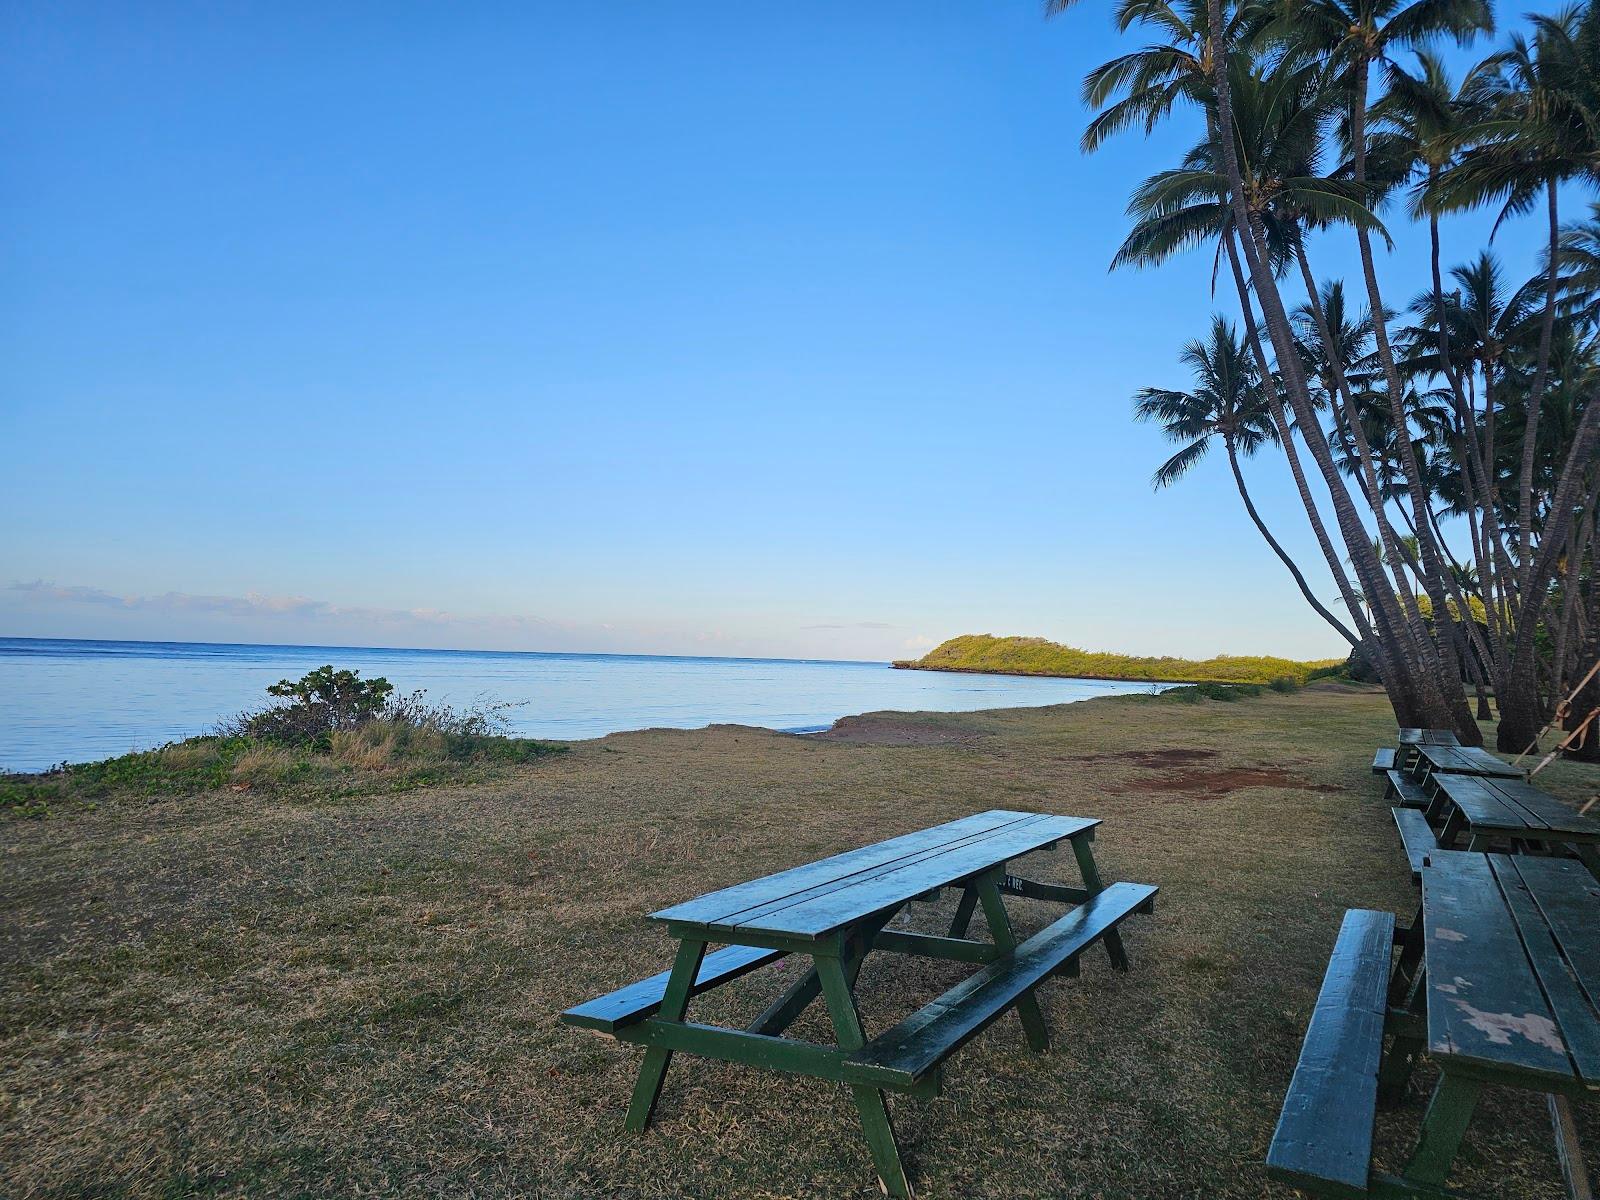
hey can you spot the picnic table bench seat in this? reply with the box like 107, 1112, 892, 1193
562, 944, 786, 1033
1266, 908, 1395, 1198
1391, 808, 1435, 882
1370, 748, 1397, 775
846, 881, 1157, 1088
1383, 770, 1429, 810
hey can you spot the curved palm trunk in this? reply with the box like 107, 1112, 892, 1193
1202, 2, 1451, 729
1224, 433, 1359, 645
1517, 177, 1561, 586
1224, 232, 1375, 651
1344, 56, 1477, 740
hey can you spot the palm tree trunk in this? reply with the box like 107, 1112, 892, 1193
1344, 56, 1477, 739
1203, 16, 1448, 728
1223, 432, 1359, 645
1517, 177, 1561, 589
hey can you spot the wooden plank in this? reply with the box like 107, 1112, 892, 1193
1503, 854, 1600, 1088
1373, 748, 1398, 774
871, 928, 1001, 964
1421, 852, 1575, 1085
649, 809, 1035, 927
1400, 729, 1461, 747
1431, 773, 1535, 835
1418, 743, 1523, 779
1265, 909, 1394, 1198
1483, 779, 1600, 841
733, 816, 1095, 938
1387, 770, 1430, 810
560, 943, 784, 1032
1392, 807, 1437, 881
845, 881, 1157, 1087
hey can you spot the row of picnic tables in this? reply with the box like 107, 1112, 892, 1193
1269, 728, 1600, 1200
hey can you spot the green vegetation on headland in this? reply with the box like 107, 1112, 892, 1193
896, 634, 1345, 686
3, 665, 563, 818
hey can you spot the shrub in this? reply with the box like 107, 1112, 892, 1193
1268, 676, 1298, 693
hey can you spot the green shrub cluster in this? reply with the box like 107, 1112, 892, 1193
4, 667, 565, 818
899, 635, 1343, 686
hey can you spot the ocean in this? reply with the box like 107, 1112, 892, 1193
0, 637, 1166, 773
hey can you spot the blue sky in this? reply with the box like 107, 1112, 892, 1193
0, 2, 1560, 661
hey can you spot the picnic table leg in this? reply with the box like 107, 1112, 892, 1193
1070, 837, 1130, 971
623, 937, 706, 1132
1387, 903, 1425, 1009
975, 873, 1050, 1051
749, 910, 893, 1037
1378, 962, 1427, 1107
1436, 809, 1466, 849
1400, 1073, 1482, 1188
815, 951, 914, 1200
946, 884, 979, 938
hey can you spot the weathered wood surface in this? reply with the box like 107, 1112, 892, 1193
1392, 808, 1437, 881
1414, 743, 1525, 780
1502, 855, 1600, 1086
561, 943, 785, 1032
1398, 728, 1462, 747
1266, 909, 1395, 1198
1372, 748, 1398, 774
1386, 770, 1430, 810
1430, 773, 1600, 845
846, 881, 1158, 1087
653, 810, 1096, 939
1421, 852, 1583, 1087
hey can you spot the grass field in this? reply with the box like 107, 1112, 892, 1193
4, 684, 1598, 1199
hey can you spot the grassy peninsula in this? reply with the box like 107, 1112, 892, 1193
897, 633, 1345, 686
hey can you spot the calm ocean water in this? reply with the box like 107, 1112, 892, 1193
0, 637, 1166, 773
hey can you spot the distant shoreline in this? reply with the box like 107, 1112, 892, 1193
893, 661, 1210, 687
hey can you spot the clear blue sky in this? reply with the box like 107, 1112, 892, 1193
0, 2, 1557, 661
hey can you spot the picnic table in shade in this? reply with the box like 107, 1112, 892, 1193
1376, 729, 1462, 776
1268, 851, 1600, 1199
1411, 741, 1525, 782
1422, 773, 1600, 877
560, 809, 1157, 1199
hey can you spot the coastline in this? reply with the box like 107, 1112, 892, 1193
892, 661, 1217, 687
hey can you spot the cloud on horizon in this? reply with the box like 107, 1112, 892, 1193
3, 581, 931, 661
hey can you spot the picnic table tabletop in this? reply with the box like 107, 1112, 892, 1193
652, 809, 1096, 941
1429, 773, 1600, 846
1398, 727, 1462, 747
1417, 851, 1600, 1091
1413, 741, 1525, 780
1370, 851, 1600, 1194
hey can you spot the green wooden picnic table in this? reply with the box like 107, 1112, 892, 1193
1423, 773, 1600, 878
1383, 728, 1462, 773
1410, 740, 1525, 782
1269, 851, 1600, 1199
560, 809, 1157, 1198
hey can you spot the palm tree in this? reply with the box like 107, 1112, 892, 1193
1431, 4, 1600, 586
1134, 316, 1361, 641
1553, 202, 1600, 331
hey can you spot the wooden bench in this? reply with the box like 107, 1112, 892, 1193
1266, 908, 1395, 1197
1370, 748, 1396, 775
1383, 769, 1429, 810
846, 881, 1157, 1088
562, 944, 786, 1032
1391, 808, 1436, 882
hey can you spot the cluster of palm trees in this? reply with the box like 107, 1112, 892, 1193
1052, 0, 1599, 753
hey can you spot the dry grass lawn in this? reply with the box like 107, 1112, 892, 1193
4, 684, 1599, 1199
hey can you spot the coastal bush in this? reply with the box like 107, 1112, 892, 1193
900, 635, 1342, 686
4, 669, 564, 818
1268, 676, 1298, 693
